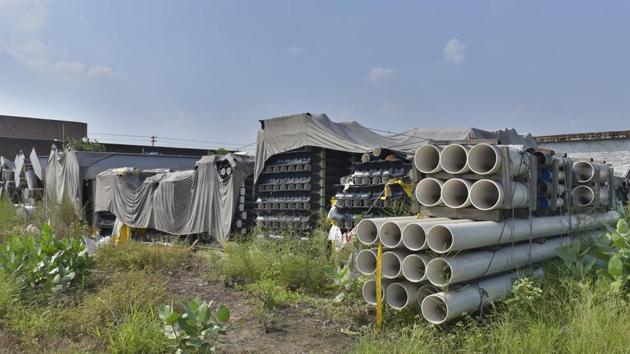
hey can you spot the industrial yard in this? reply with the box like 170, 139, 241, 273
2, 1, 630, 354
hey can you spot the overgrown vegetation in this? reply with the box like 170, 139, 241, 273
68, 138, 107, 152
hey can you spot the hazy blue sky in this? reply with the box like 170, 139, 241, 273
1, 1, 629, 150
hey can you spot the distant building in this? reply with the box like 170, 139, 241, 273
535, 130, 630, 182
0, 114, 214, 159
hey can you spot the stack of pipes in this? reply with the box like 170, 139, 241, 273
356, 142, 619, 324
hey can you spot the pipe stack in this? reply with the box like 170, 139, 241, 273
355, 142, 620, 324
571, 161, 611, 209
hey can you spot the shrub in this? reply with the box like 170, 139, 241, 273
159, 298, 230, 354
245, 279, 301, 309
0, 224, 94, 302
96, 242, 192, 273
107, 309, 170, 354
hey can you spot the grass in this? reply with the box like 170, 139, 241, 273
96, 242, 193, 273
106, 309, 170, 354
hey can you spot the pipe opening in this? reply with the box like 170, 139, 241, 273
401, 255, 427, 282
356, 249, 377, 275
426, 258, 452, 286
379, 222, 402, 248
537, 180, 552, 196
468, 144, 499, 175
421, 295, 448, 324
416, 285, 439, 307
381, 252, 402, 279
573, 161, 594, 183
414, 145, 441, 173
441, 179, 470, 208
427, 225, 453, 253
440, 144, 468, 174
385, 283, 409, 310
357, 219, 378, 245
470, 179, 502, 210
402, 224, 426, 251
362, 280, 383, 306
572, 185, 594, 207
416, 178, 443, 207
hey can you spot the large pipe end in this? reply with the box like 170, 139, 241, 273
362, 280, 384, 306
381, 251, 403, 279
385, 282, 414, 310
414, 144, 442, 174
573, 161, 595, 183
426, 225, 454, 254
357, 219, 378, 245
572, 185, 595, 207
401, 223, 426, 251
441, 178, 471, 209
468, 143, 500, 175
421, 293, 449, 324
426, 258, 453, 286
415, 178, 444, 207
379, 221, 402, 248
356, 249, 377, 275
470, 179, 503, 211
440, 144, 470, 174
401, 254, 429, 282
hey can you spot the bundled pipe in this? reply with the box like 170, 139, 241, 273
416, 284, 439, 307
402, 219, 472, 251
468, 143, 529, 176
381, 250, 409, 279
362, 279, 391, 306
426, 236, 569, 286
356, 248, 378, 275
440, 144, 470, 174
385, 282, 420, 310
573, 161, 610, 183
415, 178, 444, 207
441, 178, 472, 208
414, 144, 443, 174
426, 211, 619, 253
379, 217, 448, 249
469, 179, 528, 210
421, 269, 544, 324
401, 253, 433, 282
357, 216, 422, 245
571, 185, 609, 207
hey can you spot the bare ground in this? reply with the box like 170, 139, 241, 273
165, 272, 358, 354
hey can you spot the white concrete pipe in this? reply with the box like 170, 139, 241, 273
441, 178, 472, 208
356, 248, 378, 275
402, 219, 472, 251
415, 178, 444, 207
386, 282, 420, 310
357, 216, 420, 246
469, 179, 528, 210
440, 144, 470, 174
571, 185, 609, 207
401, 253, 433, 282
426, 211, 618, 253
573, 161, 610, 183
468, 143, 528, 176
362, 279, 392, 306
417, 284, 439, 307
379, 217, 447, 249
382, 250, 409, 279
414, 144, 443, 174
534, 151, 553, 168
421, 269, 543, 324
426, 237, 569, 286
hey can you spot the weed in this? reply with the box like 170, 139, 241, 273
245, 279, 301, 309
107, 309, 170, 354
96, 242, 192, 273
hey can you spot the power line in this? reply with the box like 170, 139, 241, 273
89, 132, 251, 147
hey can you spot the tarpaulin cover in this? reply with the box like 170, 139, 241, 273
30, 148, 47, 182
13, 151, 25, 186
94, 153, 254, 244
254, 113, 535, 182
0, 156, 14, 171
46, 148, 200, 213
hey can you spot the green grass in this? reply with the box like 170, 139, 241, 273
95, 241, 193, 272
106, 309, 170, 354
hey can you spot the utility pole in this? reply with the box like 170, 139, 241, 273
150, 135, 156, 147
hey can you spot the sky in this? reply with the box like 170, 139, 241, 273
1, 0, 629, 150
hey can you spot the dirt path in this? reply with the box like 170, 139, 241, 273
165, 273, 356, 354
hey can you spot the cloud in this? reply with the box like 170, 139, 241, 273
443, 38, 465, 64
368, 66, 396, 82
288, 45, 303, 55
2, 38, 113, 81
0, 0, 49, 32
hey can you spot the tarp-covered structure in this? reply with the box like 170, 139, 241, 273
94, 153, 254, 244
0, 156, 14, 198
46, 148, 201, 213
255, 113, 535, 181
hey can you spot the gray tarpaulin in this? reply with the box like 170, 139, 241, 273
254, 113, 535, 182
94, 153, 254, 244
30, 148, 46, 182
13, 151, 25, 186
46, 148, 200, 213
